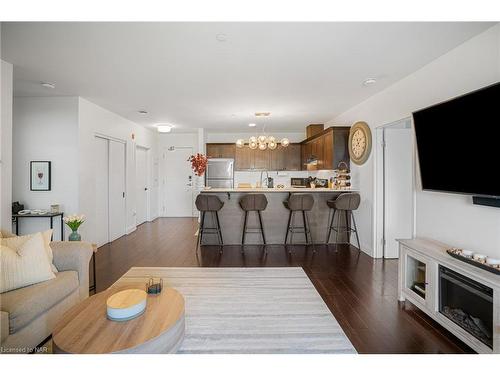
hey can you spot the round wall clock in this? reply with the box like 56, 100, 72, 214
348, 121, 372, 165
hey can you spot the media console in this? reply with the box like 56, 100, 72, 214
397, 238, 500, 353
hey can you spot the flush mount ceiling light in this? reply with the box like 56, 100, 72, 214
363, 78, 377, 86
254, 112, 271, 117
248, 123, 256, 127
216, 33, 227, 42
41, 82, 55, 89
138, 110, 148, 115
156, 124, 172, 133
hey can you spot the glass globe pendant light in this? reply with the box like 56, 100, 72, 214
280, 138, 290, 147
236, 139, 245, 148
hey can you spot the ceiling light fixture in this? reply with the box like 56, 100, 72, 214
157, 125, 172, 133
255, 112, 271, 117
363, 78, 377, 86
41, 82, 55, 89
216, 33, 227, 42
248, 123, 256, 127
138, 110, 148, 115
236, 123, 289, 151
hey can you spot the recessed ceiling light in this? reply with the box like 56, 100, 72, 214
216, 33, 227, 42
156, 124, 172, 133
255, 112, 271, 117
248, 123, 256, 127
363, 78, 377, 86
138, 110, 148, 115
41, 82, 55, 89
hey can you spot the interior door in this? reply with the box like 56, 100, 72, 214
384, 126, 414, 258
95, 137, 109, 247
136, 147, 148, 225
165, 147, 194, 217
108, 140, 127, 241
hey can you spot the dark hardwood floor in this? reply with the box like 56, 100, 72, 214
94, 217, 474, 354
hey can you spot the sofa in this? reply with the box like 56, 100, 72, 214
0, 230, 93, 353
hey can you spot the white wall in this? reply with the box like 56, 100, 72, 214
0, 60, 13, 231
78, 98, 158, 241
327, 24, 500, 257
12, 97, 79, 239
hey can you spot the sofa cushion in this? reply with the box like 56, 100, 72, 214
0, 311, 8, 343
0, 271, 79, 334
1, 230, 58, 273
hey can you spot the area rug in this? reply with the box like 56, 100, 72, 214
116, 267, 356, 354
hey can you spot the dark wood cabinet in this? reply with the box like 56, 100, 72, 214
206, 143, 235, 159
300, 127, 349, 170
235, 145, 254, 170
270, 144, 301, 171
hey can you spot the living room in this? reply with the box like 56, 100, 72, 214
1, 1, 500, 373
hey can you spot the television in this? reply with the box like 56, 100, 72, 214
412, 82, 500, 198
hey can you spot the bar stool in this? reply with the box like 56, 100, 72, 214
239, 194, 268, 252
195, 194, 224, 253
325, 193, 361, 252
283, 194, 315, 253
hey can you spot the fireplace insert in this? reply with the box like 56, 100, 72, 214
439, 266, 493, 349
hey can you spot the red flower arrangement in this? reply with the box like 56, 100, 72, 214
188, 153, 208, 176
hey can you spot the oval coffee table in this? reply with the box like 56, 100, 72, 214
53, 285, 185, 354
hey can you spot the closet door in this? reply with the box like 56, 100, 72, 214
108, 140, 126, 241
95, 137, 109, 247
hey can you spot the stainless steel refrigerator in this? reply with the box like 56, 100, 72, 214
205, 158, 234, 188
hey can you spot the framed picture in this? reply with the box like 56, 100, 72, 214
30, 161, 51, 191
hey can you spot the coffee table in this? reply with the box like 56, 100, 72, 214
52, 284, 185, 353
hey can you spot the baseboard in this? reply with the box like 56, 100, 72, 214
126, 225, 137, 234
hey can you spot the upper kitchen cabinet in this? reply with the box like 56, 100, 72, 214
206, 143, 236, 159
270, 143, 301, 171
301, 127, 350, 170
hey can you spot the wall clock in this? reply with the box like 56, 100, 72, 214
348, 121, 372, 165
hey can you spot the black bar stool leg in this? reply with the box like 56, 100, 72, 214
257, 210, 266, 245
284, 211, 292, 245
302, 210, 309, 244
351, 211, 361, 253
290, 211, 295, 247
335, 210, 342, 252
215, 211, 223, 253
197, 211, 205, 251
242, 211, 248, 246
326, 209, 336, 244
304, 212, 316, 253
345, 210, 350, 245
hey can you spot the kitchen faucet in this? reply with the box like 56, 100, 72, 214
260, 170, 269, 188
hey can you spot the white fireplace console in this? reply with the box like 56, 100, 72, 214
398, 238, 500, 354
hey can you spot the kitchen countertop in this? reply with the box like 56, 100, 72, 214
201, 187, 358, 193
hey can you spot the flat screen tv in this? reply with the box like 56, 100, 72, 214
413, 82, 500, 197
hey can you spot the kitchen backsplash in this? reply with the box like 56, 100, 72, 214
234, 170, 336, 188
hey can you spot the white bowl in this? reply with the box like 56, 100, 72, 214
461, 250, 473, 258
486, 258, 500, 266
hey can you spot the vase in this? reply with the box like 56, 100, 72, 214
68, 229, 81, 241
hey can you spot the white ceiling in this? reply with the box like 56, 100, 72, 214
1, 22, 495, 132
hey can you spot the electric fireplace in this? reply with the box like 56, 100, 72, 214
439, 266, 493, 348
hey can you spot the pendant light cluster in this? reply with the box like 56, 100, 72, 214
236, 135, 289, 150
235, 115, 290, 151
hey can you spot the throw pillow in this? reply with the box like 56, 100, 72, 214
0, 232, 56, 293
1, 230, 58, 273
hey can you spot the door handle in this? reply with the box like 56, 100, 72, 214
144, 187, 148, 191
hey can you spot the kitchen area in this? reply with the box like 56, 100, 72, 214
199, 124, 362, 247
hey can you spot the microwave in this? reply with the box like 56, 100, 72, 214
291, 178, 309, 188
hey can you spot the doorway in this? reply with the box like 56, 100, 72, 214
375, 118, 415, 258
95, 135, 127, 246
135, 146, 149, 225
163, 146, 194, 217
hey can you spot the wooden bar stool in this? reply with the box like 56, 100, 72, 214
239, 194, 268, 253
325, 193, 361, 252
283, 194, 315, 253
195, 194, 224, 253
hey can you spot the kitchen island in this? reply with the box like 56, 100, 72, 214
198, 188, 359, 246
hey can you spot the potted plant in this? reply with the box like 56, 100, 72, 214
64, 214, 85, 241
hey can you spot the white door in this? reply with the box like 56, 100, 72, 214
108, 140, 127, 241
165, 147, 194, 217
136, 147, 148, 225
95, 137, 109, 247
384, 125, 414, 258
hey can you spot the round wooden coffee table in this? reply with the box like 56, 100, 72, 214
53, 286, 185, 354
